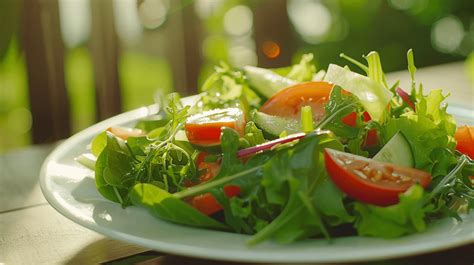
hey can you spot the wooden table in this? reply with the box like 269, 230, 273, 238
1, 63, 473, 264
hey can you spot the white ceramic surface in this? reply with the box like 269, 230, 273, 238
40, 103, 474, 263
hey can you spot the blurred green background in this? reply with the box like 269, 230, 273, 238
0, 0, 473, 152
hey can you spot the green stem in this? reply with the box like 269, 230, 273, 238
430, 155, 469, 199
340, 53, 369, 73
316, 103, 356, 129
173, 166, 261, 199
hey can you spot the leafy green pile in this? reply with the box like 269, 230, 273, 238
80, 50, 474, 245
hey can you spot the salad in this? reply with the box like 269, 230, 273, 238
77, 50, 474, 245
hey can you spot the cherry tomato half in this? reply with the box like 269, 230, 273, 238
185, 108, 245, 147
259, 81, 334, 121
190, 186, 241, 216
341, 111, 378, 147
324, 148, 431, 206
187, 152, 241, 215
455, 126, 474, 159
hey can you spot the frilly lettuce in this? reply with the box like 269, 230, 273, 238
354, 185, 431, 238
324, 64, 393, 122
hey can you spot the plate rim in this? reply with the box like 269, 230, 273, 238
39, 103, 474, 263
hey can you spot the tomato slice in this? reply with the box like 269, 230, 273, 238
259, 81, 334, 121
185, 108, 245, 147
324, 148, 431, 206
455, 126, 474, 159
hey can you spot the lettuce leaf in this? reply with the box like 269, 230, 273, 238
324, 64, 393, 122
383, 88, 457, 177
354, 185, 432, 238
286, 53, 316, 82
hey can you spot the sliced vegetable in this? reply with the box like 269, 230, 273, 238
185, 108, 245, 147
237, 130, 333, 158
244, 66, 295, 98
324, 148, 431, 206
301, 106, 314, 132
455, 126, 474, 159
237, 132, 307, 158
259, 81, 334, 121
396, 87, 416, 111
253, 111, 301, 137
373, 132, 414, 167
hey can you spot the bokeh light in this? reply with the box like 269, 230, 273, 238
194, 0, 223, 19
431, 16, 465, 53
7, 108, 32, 134
287, 0, 332, 44
114, 0, 143, 45
223, 5, 253, 37
388, 0, 416, 11
137, 0, 169, 30
58, 0, 91, 48
229, 45, 257, 68
262, 41, 281, 59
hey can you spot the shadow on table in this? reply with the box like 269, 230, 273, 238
64, 237, 150, 265
64, 239, 474, 265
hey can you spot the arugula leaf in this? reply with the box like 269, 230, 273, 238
249, 132, 351, 244
354, 185, 431, 238
321, 86, 360, 139
130, 183, 228, 230
428, 155, 474, 219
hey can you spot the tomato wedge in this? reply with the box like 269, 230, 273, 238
324, 148, 431, 206
187, 152, 241, 215
455, 126, 474, 159
259, 81, 334, 121
185, 108, 245, 147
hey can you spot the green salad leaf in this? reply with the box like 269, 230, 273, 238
130, 183, 228, 230
249, 132, 352, 244
286, 53, 316, 82
354, 185, 431, 238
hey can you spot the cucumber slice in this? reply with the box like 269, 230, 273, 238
253, 111, 301, 137
373, 131, 413, 167
244, 66, 295, 98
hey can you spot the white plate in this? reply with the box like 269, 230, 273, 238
40, 102, 474, 263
